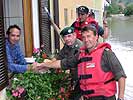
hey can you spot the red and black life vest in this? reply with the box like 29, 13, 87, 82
78, 43, 116, 98
73, 17, 98, 40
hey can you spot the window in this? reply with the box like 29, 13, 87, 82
3, 0, 25, 54
71, 9, 73, 19
38, 0, 51, 54
64, 8, 68, 26
76, 8, 78, 18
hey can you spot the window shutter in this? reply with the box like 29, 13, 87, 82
0, 0, 8, 91
53, 0, 60, 50
38, 0, 51, 54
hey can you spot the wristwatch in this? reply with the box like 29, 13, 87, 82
117, 98, 124, 100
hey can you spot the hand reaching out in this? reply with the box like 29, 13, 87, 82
32, 59, 52, 73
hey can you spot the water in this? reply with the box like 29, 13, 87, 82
107, 16, 133, 100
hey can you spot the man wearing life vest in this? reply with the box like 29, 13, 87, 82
71, 6, 109, 41
78, 25, 126, 100
34, 26, 126, 100
71, 6, 98, 41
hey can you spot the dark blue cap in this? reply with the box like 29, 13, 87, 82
60, 27, 74, 36
78, 6, 89, 14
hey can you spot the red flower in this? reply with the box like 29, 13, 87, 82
11, 87, 26, 98
33, 48, 39, 53
60, 87, 65, 93
12, 90, 19, 97
42, 53, 47, 59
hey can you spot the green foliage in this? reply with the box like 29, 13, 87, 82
7, 70, 71, 100
124, 3, 133, 16
107, 3, 123, 16
106, 0, 133, 16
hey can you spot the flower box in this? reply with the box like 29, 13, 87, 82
7, 69, 71, 100
6, 47, 72, 99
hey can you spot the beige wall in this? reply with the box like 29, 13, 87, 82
93, 0, 104, 25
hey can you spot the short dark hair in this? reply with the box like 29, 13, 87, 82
6, 24, 21, 36
81, 25, 97, 36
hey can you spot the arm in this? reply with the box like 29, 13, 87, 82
34, 60, 62, 71
104, 50, 126, 99
102, 27, 109, 39
34, 55, 78, 71
98, 25, 108, 39
7, 55, 35, 73
118, 77, 126, 99
103, 19, 109, 39
8, 63, 27, 73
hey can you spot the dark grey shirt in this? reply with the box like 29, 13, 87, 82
55, 39, 83, 80
61, 48, 126, 81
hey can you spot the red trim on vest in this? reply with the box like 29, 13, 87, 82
78, 43, 116, 98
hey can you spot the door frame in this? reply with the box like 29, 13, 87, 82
23, 0, 33, 57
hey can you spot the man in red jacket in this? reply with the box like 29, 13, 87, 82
71, 6, 108, 40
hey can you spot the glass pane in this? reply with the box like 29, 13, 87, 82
3, 0, 25, 55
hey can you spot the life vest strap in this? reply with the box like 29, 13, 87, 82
81, 89, 94, 95
79, 74, 92, 80
104, 78, 115, 84
78, 57, 92, 64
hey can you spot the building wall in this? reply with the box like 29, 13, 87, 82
94, 0, 104, 25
